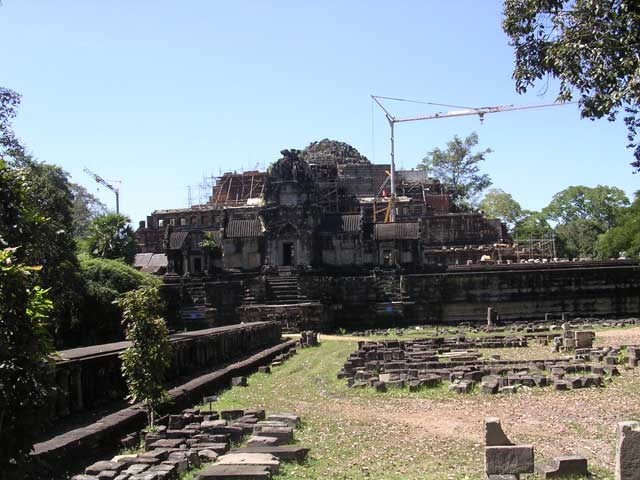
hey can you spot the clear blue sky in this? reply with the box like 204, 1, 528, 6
1, 1, 637, 224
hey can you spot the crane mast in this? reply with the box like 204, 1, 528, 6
83, 167, 120, 214
371, 95, 573, 221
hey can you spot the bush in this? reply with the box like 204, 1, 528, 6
77, 255, 161, 345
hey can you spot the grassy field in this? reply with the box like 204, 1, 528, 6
193, 331, 640, 479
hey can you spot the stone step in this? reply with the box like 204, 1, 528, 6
196, 464, 271, 479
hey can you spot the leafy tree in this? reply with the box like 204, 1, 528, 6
0, 87, 24, 158
1, 90, 83, 348
479, 188, 523, 231
555, 218, 604, 259
596, 191, 640, 259
116, 286, 171, 429
0, 247, 54, 478
70, 183, 106, 238
543, 185, 629, 228
513, 210, 554, 240
83, 213, 137, 264
78, 255, 161, 345
418, 132, 492, 209
502, 0, 640, 170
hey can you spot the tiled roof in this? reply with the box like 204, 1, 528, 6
226, 219, 264, 238
319, 214, 362, 233
168, 231, 189, 249
133, 253, 168, 274
374, 222, 420, 240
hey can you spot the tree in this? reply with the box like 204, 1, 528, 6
479, 188, 523, 231
0, 87, 24, 158
78, 255, 161, 345
83, 213, 137, 264
70, 183, 106, 238
0, 247, 54, 478
543, 185, 629, 228
418, 132, 492, 209
502, 0, 640, 171
513, 210, 554, 239
116, 286, 171, 429
596, 191, 640, 259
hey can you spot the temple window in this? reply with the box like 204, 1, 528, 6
158, 219, 164, 227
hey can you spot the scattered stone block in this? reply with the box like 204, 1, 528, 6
231, 376, 248, 387
485, 417, 513, 447
247, 436, 279, 447
265, 413, 299, 428
615, 420, 640, 480
196, 464, 271, 479
86, 461, 126, 475
232, 446, 309, 462
216, 453, 280, 473
258, 366, 271, 374
536, 455, 589, 478
485, 445, 534, 475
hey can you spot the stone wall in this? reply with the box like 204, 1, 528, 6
50, 322, 282, 423
238, 303, 331, 332
298, 261, 640, 328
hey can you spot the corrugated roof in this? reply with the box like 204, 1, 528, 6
134, 253, 153, 269
168, 231, 189, 249
374, 222, 420, 240
319, 214, 362, 233
142, 254, 167, 274
226, 219, 264, 238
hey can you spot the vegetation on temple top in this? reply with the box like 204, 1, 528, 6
116, 286, 171, 429
301, 138, 370, 166
503, 0, 640, 171
418, 131, 493, 209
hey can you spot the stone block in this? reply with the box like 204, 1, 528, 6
615, 420, 640, 480
196, 464, 271, 479
232, 376, 248, 387
87, 461, 126, 475
252, 426, 293, 444
484, 417, 513, 447
196, 449, 220, 463
258, 366, 271, 374
536, 455, 588, 478
247, 436, 279, 447
221, 409, 245, 421
265, 413, 299, 428
216, 453, 280, 474
485, 445, 534, 475
232, 445, 309, 462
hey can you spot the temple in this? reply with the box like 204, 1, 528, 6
134, 140, 640, 330
135, 140, 509, 275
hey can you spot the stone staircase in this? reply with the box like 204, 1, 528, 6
266, 272, 308, 305
179, 280, 216, 325
374, 274, 412, 318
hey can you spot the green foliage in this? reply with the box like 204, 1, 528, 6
418, 132, 492, 209
541, 185, 629, 258
83, 212, 136, 264
0, 247, 54, 478
116, 286, 171, 428
596, 192, 640, 259
555, 218, 605, 259
70, 183, 106, 238
78, 255, 160, 344
513, 210, 554, 239
198, 232, 221, 256
502, 0, 640, 170
300, 138, 369, 165
479, 188, 523, 231
543, 185, 629, 228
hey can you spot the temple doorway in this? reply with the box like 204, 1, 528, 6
283, 242, 294, 266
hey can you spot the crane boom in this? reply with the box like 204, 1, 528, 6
371, 95, 574, 221
83, 167, 120, 214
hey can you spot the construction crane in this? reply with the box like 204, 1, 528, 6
371, 95, 574, 221
83, 167, 120, 214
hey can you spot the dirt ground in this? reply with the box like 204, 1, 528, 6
222, 327, 640, 478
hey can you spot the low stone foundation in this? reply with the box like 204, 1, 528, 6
238, 302, 331, 332
50, 322, 282, 423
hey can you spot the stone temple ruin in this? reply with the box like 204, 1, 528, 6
134, 139, 640, 331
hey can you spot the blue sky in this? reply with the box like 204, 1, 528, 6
1, 1, 637, 224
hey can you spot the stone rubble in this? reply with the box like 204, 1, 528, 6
71, 408, 308, 480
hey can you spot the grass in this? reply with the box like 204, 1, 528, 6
192, 339, 627, 479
